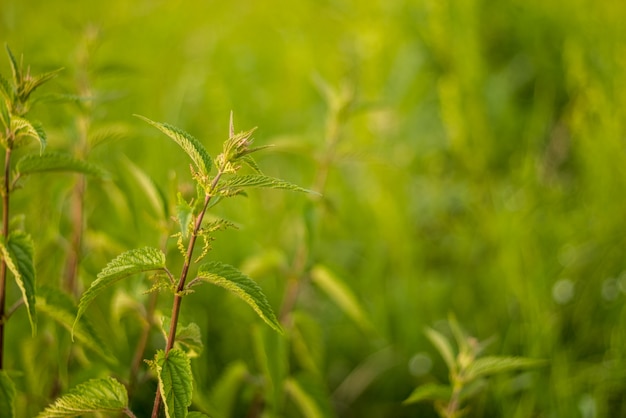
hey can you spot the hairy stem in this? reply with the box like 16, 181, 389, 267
0, 147, 12, 370
151, 173, 222, 417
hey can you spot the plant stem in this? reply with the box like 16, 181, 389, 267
0, 147, 12, 370
151, 173, 221, 417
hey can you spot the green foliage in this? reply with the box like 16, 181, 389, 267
134, 115, 213, 179
216, 174, 312, 196
0, 371, 16, 418
36, 287, 116, 364
15, 152, 108, 179
36, 377, 129, 417
406, 317, 545, 417
310, 264, 373, 335
196, 261, 282, 333
148, 348, 193, 418
0, 231, 37, 335
73, 247, 167, 334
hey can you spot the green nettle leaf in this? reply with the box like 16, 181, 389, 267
0, 92, 10, 129
135, 115, 212, 177
37, 287, 116, 364
424, 327, 456, 373
20, 68, 63, 101
149, 349, 193, 418
310, 265, 374, 335
177, 194, 194, 239
465, 356, 546, 380
197, 261, 282, 333
161, 317, 204, 357
73, 247, 166, 336
36, 377, 128, 418
187, 413, 210, 418
0, 72, 12, 101
0, 371, 16, 418
5, 45, 21, 87
403, 383, 452, 405
11, 116, 46, 152
216, 174, 312, 196
0, 231, 37, 335
15, 152, 108, 179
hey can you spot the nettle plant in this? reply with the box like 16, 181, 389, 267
404, 316, 545, 418
34, 113, 309, 418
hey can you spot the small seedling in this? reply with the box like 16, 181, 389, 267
404, 315, 545, 417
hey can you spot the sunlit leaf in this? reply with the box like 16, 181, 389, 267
197, 261, 282, 333
36, 377, 128, 417
310, 264, 374, 335
15, 152, 108, 179
37, 287, 117, 364
176, 193, 194, 239
425, 327, 456, 373
465, 356, 546, 380
73, 247, 166, 336
135, 115, 212, 177
5, 45, 20, 87
11, 116, 46, 152
403, 383, 452, 405
216, 174, 313, 196
20, 68, 63, 101
0, 231, 37, 335
149, 349, 193, 418
0, 371, 16, 418
0, 72, 12, 101
161, 317, 204, 357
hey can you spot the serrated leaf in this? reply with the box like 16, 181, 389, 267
0, 231, 37, 335
216, 174, 313, 196
284, 377, 325, 418
136, 115, 212, 177
403, 383, 452, 405
37, 287, 117, 364
240, 155, 263, 173
5, 45, 20, 87
425, 327, 456, 373
36, 377, 128, 417
0, 72, 12, 100
149, 349, 193, 418
0, 86, 10, 129
15, 153, 108, 178
310, 265, 374, 335
187, 413, 210, 418
161, 317, 204, 357
197, 261, 282, 333
465, 356, 546, 380
20, 68, 63, 102
0, 371, 16, 418
177, 194, 194, 239
11, 116, 46, 152
73, 247, 166, 336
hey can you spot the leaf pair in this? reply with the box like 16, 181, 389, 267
73, 247, 282, 336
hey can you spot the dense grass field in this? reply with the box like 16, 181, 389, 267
1, 0, 625, 417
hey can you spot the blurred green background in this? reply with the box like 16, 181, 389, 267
2, 0, 626, 416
